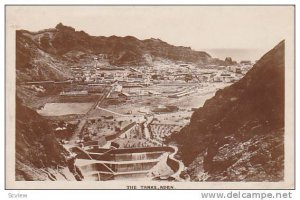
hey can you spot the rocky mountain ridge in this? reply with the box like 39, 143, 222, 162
16, 23, 227, 82
171, 41, 285, 181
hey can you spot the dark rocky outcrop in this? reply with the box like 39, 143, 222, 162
171, 41, 285, 181
15, 97, 75, 180
224, 57, 237, 66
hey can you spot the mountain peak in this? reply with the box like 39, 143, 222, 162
55, 23, 75, 32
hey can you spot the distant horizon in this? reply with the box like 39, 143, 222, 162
203, 48, 266, 62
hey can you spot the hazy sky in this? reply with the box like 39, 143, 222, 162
7, 6, 294, 61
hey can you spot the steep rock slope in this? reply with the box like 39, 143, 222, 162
16, 30, 73, 83
171, 41, 285, 181
15, 97, 76, 181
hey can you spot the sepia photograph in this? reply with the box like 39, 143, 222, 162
5, 5, 295, 189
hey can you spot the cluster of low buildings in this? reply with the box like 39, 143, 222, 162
70, 60, 252, 86
64, 57, 253, 99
